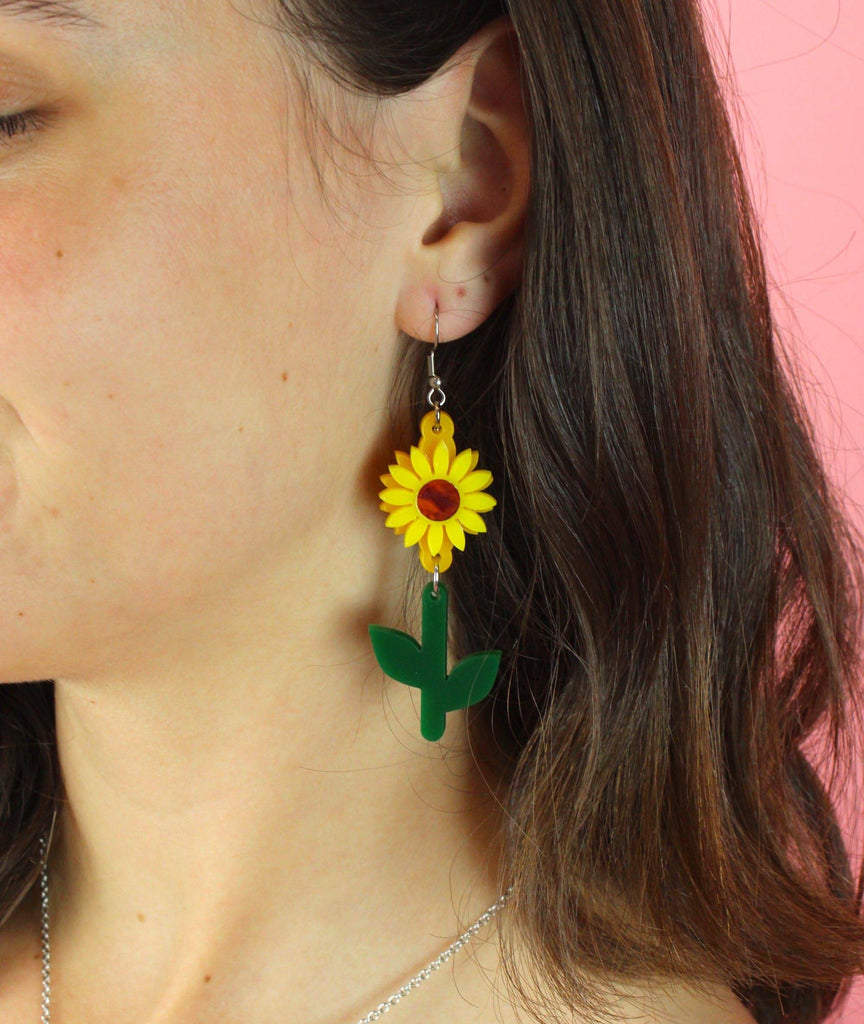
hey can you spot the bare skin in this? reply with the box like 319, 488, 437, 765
0, 1, 758, 1021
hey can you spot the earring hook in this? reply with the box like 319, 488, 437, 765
426, 304, 446, 424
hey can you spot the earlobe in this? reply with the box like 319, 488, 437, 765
396, 16, 531, 344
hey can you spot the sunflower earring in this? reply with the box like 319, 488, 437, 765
368, 304, 502, 742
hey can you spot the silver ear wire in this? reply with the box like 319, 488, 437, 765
425, 303, 447, 595
426, 304, 446, 431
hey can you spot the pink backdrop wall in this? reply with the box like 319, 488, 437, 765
699, 1, 864, 1020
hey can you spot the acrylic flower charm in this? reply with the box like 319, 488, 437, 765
378, 410, 496, 573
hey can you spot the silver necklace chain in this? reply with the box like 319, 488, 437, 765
37, 832, 512, 1023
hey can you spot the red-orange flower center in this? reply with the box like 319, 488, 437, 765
417, 479, 460, 521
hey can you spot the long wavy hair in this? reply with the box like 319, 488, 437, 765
2, 1, 863, 1022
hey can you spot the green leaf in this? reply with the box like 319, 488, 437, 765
442, 649, 502, 712
367, 625, 424, 686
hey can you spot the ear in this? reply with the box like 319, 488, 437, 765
392, 15, 531, 344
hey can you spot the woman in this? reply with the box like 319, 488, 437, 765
0, 0, 860, 1021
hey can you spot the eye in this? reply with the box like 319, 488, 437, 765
0, 109, 48, 147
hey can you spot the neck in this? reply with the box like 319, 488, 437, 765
38, 539, 509, 1022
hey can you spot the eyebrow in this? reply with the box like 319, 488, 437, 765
0, 0, 103, 30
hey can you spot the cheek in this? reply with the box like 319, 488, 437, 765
0, 135, 309, 669
0, 54, 384, 680
0, 197, 66, 298
0, 190, 84, 441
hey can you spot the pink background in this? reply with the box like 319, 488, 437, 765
699, 1, 864, 1020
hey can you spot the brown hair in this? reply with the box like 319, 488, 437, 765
2, 0, 863, 1021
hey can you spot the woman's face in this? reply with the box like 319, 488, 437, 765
0, 0, 423, 682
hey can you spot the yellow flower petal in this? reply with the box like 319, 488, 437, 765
395, 450, 413, 470
449, 448, 474, 483
389, 463, 419, 489
432, 440, 450, 477
386, 506, 417, 529
461, 491, 496, 513
410, 445, 432, 479
438, 543, 453, 572
379, 487, 414, 505
404, 518, 427, 547
459, 469, 493, 494
420, 539, 453, 573
445, 518, 466, 550
427, 522, 444, 556
457, 508, 487, 534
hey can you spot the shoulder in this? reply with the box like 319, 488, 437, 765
483, 976, 759, 1024
454, 927, 760, 1024
592, 978, 760, 1024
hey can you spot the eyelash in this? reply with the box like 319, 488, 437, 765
0, 110, 48, 146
